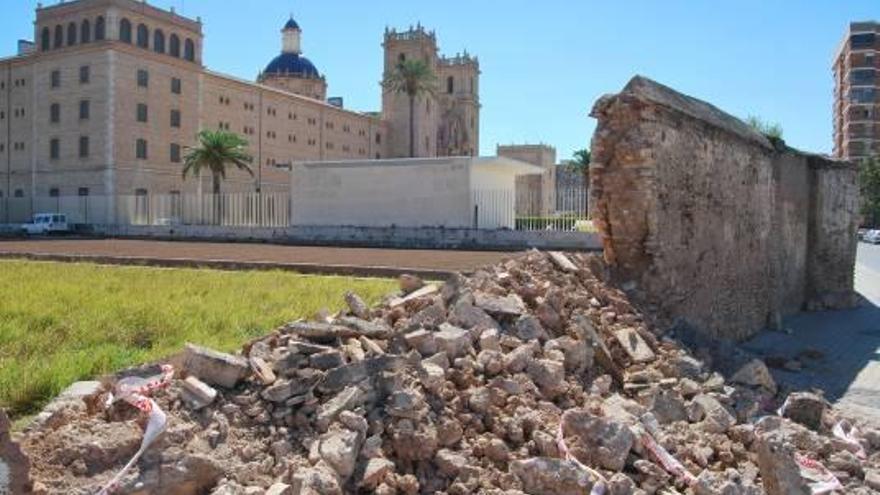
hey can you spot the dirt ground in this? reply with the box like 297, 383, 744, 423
0, 238, 511, 273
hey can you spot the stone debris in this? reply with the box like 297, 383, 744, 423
14, 249, 880, 494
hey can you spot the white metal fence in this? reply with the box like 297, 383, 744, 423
1, 186, 588, 232
1, 192, 290, 228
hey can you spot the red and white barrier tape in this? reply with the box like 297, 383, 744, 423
556, 411, 608, 495
831, 419, 866, 460
639, 431, 698, 487
795, 453, 843, 494
96, 365, 174, 495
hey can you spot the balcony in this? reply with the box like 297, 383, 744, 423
851, 32, 878, 51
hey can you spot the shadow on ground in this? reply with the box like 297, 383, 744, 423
742, 296, 880, 401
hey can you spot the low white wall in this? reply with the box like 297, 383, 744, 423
291, 158, 473, 228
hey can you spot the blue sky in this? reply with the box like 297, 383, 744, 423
2, 1, 876, 161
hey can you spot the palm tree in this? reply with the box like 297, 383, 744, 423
183, 129, 253, 195
182, 130, 253, 223
383, 59, 437, 157
564, 149, 591, 214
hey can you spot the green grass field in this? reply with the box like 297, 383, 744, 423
0, 260, 396, 417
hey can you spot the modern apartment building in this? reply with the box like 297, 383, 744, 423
0, 0, 480, 202
833, 21, 879, 160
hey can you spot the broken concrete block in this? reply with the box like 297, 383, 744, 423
730, 359, 777, 394
513, 315, 548, 341
755, 430, 811, 495
404, 328, 437, 355
526, 359, 565, 397
548, 251, 579, 272
359, 457, 395, 489
434, 323, 471, 358
561, 410, 634, 471
510, 457, 596, 495
184, 343, 249, 389
309, 350, 345, 370
336, 316, 392, 339
388, 284, 439, 308
316, 386, 366, 430
261, 372, 322, 403
449, 299, 499, 332
780, 392, 828, 431
398, 274, 425, 294
613, 328, 655, 363
284, 321, 360, 342
344, 291, 370, 319
181, 376, 218, 410
265, 482, 292, 495
691, 394, 736, 433
319, 355, 404, 393
320, 427, 364, 479
248, 356, 276, 385
474, 292, 526, 318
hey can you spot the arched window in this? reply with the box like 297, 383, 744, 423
81, 19, 91, 43
67, 22, 77, 46
398, 53, 406, 63
95, 16, 105, 40
119, 18, 131, 43
153, 30, 165, 53
41, 27, 50, 51
136, 24, 149, 48
184, 38, 195, 62
169, 34, 180, 57
54, 25, 63, 48
447, 76, 454, 94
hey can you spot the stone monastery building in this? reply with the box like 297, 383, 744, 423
0, 0, 481, 198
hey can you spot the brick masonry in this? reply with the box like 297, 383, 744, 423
590, 76, 860, 341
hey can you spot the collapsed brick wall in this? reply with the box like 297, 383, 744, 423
589, 76, 859, 341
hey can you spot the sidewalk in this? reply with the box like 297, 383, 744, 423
743, 243, 880, 424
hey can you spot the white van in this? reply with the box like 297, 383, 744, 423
21, 213, 70, 235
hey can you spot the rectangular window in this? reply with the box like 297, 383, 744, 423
78, 187, 89, 196
851, 68, 876, 86
79, 100, 90, 120
170, 109, 181, 128
49, 188, 59, 197
170, 143, 181, 163
79, 65, 90, 84
136, 139, 148, 159
79, 136, 89, 158
171, 77, 181, 94
851, 32, 877, 50
50, 103, 60, 123
851, 87, 877, 104
137, 69, 149, 88
51, 70, 60, 88
137, 103, 148, 123
50, 138, 60, 159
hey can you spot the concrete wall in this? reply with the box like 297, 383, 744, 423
96, 223, 602, 252
590, 76, 859, 341
291, 157, 472, 228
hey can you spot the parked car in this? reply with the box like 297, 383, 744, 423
858, 228, 868, 241
865, 229, 880, 245
20, 213, 70, 235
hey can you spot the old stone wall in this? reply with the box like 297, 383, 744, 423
590, 76, 858, 341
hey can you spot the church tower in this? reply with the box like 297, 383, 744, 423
258, 17, 327, 101
382, 24, 441, 158
436, 52, 480, 157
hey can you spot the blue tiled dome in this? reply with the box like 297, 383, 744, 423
263, 53, 320, 78
284, 17, 300, 30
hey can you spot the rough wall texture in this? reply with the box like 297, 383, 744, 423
590, 76, 859, 341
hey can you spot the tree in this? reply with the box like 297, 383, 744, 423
563, 148, 591, 213
745, 115, 784, 141
182, 129, 253, 196
382, 59, 437, 157
861, 155, 880, 227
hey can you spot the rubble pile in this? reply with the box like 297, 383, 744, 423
17, 250, 880, 494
